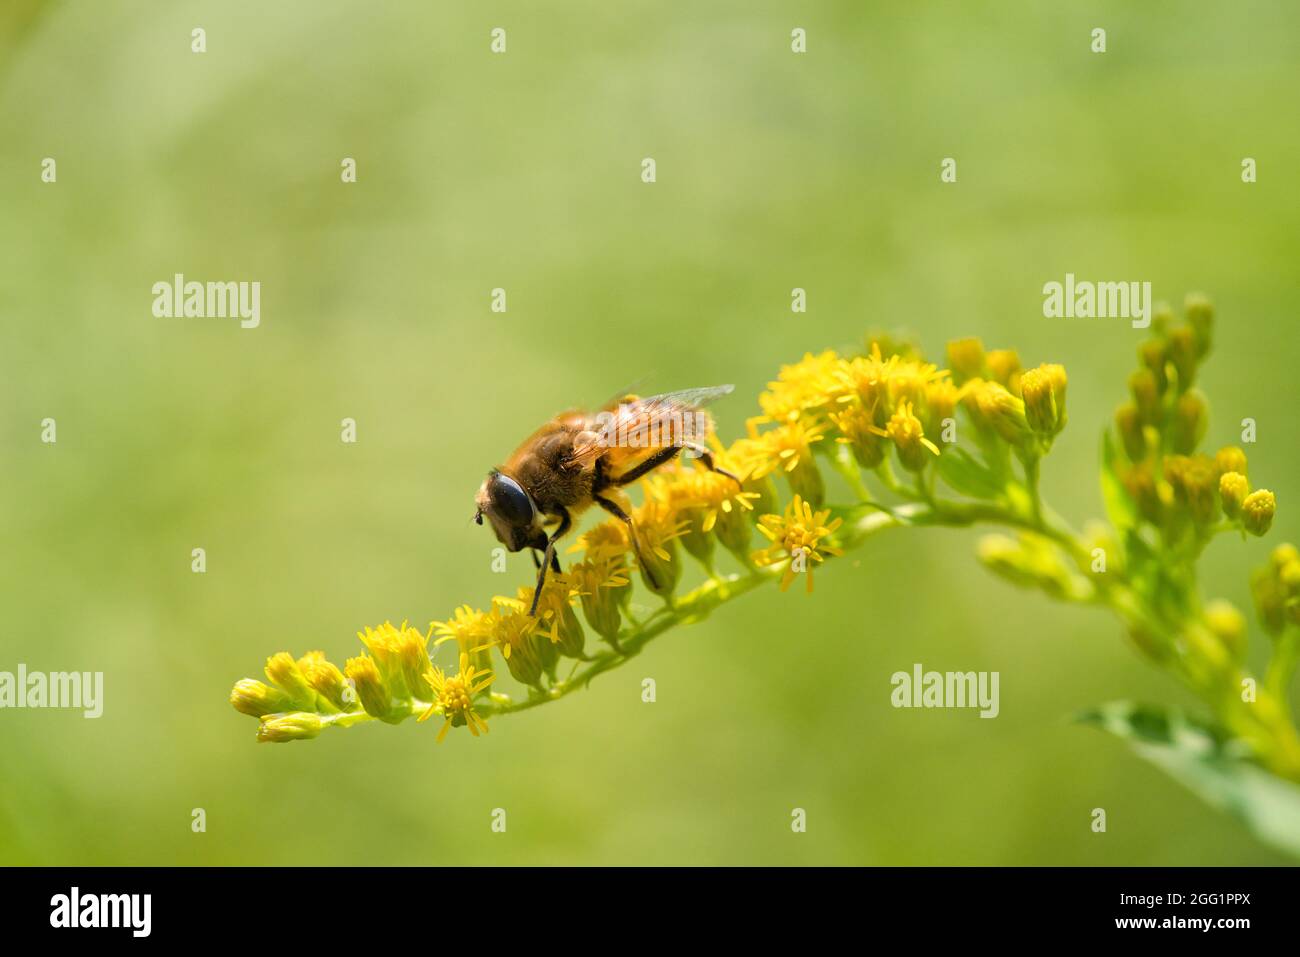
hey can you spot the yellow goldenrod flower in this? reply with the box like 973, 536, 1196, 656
1242, 489, 1276, 537
569, 557, 630, 643
692, 466, 761, 561
877, 399, 939, 472
758, 350, 845, 425
648, 466, 759, 569
835, 346, 947, 426
631, 495, 688, 599
568, 519, 630, 561
489, 607, 546, 687
645, 468, 716, 569
298, 650, 352, 713
511, 574, 586, 659
753, 494, 843, 593
344, 654, 393, 720
717, 437, 782, 527
756, 416, 826, 507
417, 652, 494, 742
264, 652, 315, 710
357, 620, 432, 700
432, 604, 496, 677
830, 399, 886, 469
834, 348, 890, 417
884, 360, 941, 413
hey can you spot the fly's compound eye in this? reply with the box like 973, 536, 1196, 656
488, 473, 535, 527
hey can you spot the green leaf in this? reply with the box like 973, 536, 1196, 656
936, 446, 1003, 500
1079, 701, 1300, 859
1099, 430, 1136, 535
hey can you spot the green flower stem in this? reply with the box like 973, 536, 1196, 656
1267, 631, 1300, 722
829, 443, 872, 502
487, 506, 916, 716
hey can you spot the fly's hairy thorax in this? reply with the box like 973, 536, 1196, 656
503, 417, 595, 516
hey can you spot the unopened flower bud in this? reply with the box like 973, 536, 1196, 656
1129, 369, 1162, 425
965, 380, 1029, 446
1168, 326, 1198, 389
986, 349, 1021, 393
1171, 391, 1207, 455
1127, 623, 1171, 663
1215, 446, 1248, 479
1251, 564, 1287, 636
1115, 404, 1146, 462
257, 711, 323, 743
946, 337, 986, 385
1150, 301, 1175, 336
1021, 363, 1068, 437
1279, 560, 1300, 601
1204, 600, 1246, 660
1184, 293, 1213, 358
572, 559, 625, 642
977, 534, 1081, 600
1270, 543, 1300, 572
298, 651, 349, 713
265, 652, 315, 710
1182, 457, 1218, 526
229, 678, 293, 718
552, 598, 586, 659
1138, 339, 1168, 392
506, 639, 544, 687
677, 505, 716, 569
1242, 489, 1276, 537
1219, 471, 1248, 519
923, 379, 959, 441
1123, 463, 1163, 524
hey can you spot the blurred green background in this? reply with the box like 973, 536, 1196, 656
2, 0, 1298, 865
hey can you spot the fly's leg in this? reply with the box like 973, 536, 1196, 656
607, 445, 682, 488
529, 508, 571, 617
681, 442, 742, 486
594, 493, 659, 591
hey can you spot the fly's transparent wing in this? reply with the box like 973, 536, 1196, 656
564, 384, 735, 469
